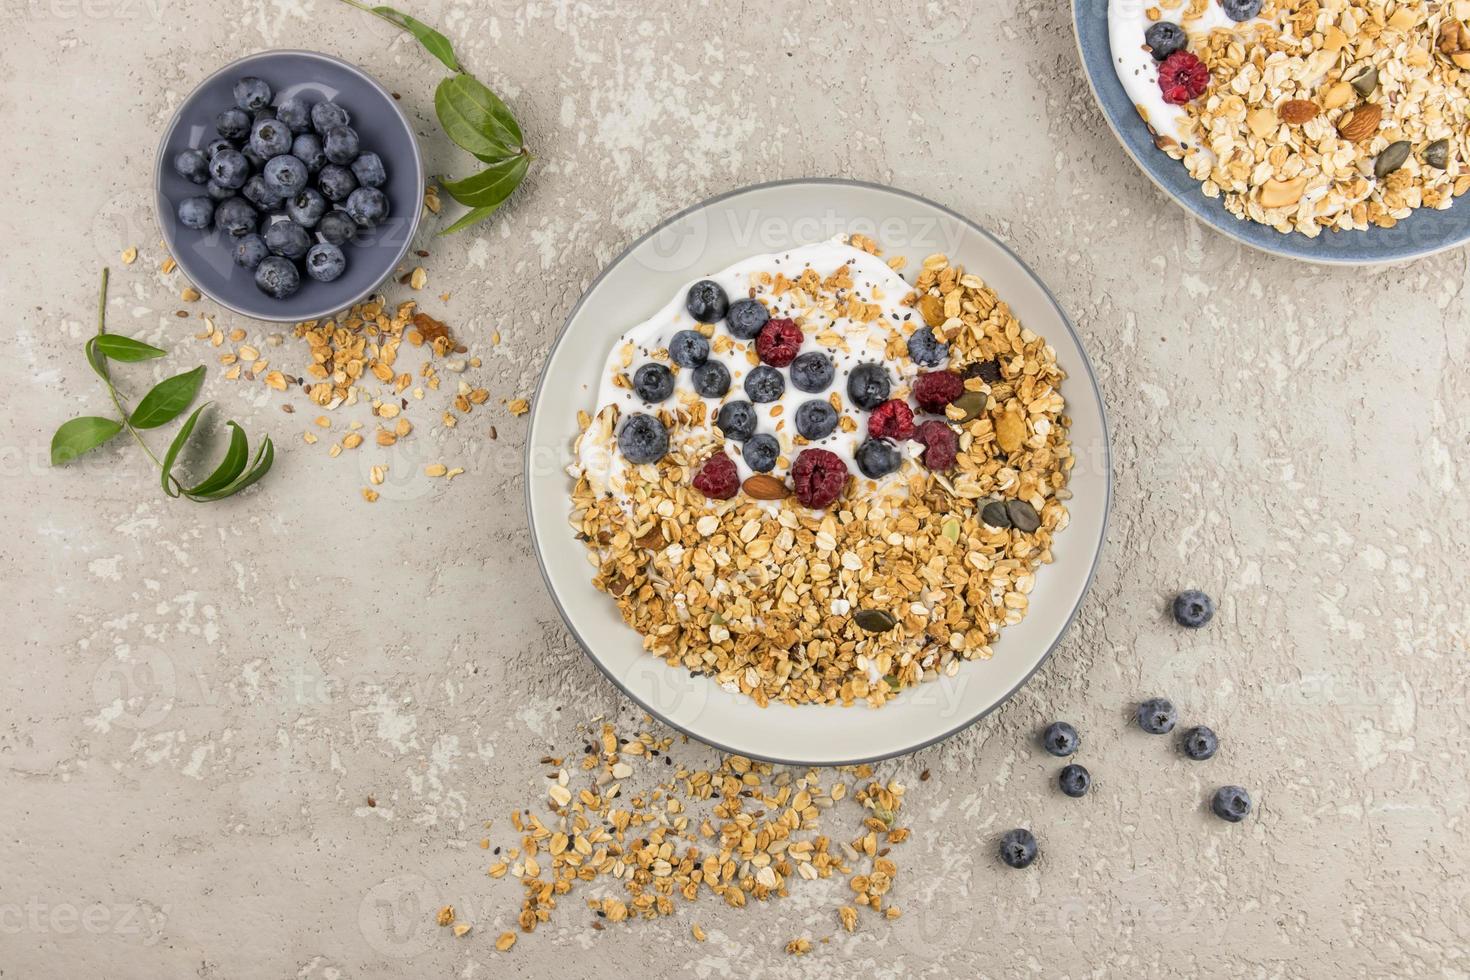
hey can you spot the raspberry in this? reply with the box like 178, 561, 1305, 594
867, 399, 916, 441
692, 452, 740, 500
914, 420, 958, 471
792, 449, 849, 510
754, 317, 802, 367
1157, 51, 1209, 105
912, 371, 965, 413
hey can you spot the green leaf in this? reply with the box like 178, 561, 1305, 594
435, 75, 522, 159
93, 335, 167, 362
441, 152, 529, 210
130, 365, 205, 430
51, 416, 123, 465
188, 436, 274, 501
160, 403, 207, 497
186, 420, 250, 497
84, 336, 111, 383
438, 204, 498, 235
369, 4, 461, 72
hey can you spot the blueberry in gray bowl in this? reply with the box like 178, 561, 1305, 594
241, 174, 284, 211
249, 117, 291, 158
345, 186, 389, 228
233, 75, 272, 112
233, 233, 269, 269
286, 188, 328, 229
216, 107, 252, 140
264, 218, 311, 261
254, 255, 301, 299
305, 243, 347, 282
292, 133, 326, 172
310, 100, 350, 134
214, 197, 258, 237
351, 151, 387, 188
173, 149, 210, 184
275, 95, 312, 134
318, 164, 357, 203
209, 148, 250, 189
177, 196, 215, 230
317, 211, 358, 246
262, 154, 309, 197
324, 125, 361, 165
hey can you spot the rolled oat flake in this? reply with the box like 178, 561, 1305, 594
1375, 141, 1411, 179
1006, 499, 1041, 533
981, 500, 1013, 529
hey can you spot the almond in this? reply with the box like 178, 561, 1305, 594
1260, 176, 1308, 209
742, 474, 789, 500
1337, 103, 1383, 142
1278, 99, 1319, 124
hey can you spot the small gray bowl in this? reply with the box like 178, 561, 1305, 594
155, 49, 424, 322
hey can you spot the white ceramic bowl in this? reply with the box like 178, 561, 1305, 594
525, 179, 1111, 765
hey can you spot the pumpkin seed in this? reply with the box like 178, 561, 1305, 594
952, 390, 987, 422
1006, 499, 1041, 533
854, 609, 897, 633
1424, 139, 1450, 170
981, 500, 1012, 529
1375, 141, 1411, 178
941, 518, 961, 543
1350, 67, 1378, 97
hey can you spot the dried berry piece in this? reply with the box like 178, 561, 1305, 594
1157, 51, 1210, 105
867, 399, 916, 441
912, 371, 965, 413
914, 420, 958, 470
754, 317, 802, 367
791, 448, 849, 510
963, 359, 1002, 384
692, 452, 740, 500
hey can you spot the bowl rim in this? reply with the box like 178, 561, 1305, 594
152, 48, 425, 323
1069, 0, 1470, 267
522, 176, 1114, 766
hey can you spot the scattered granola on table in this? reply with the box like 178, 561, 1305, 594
568, 236, 1072, 709
1112, 0, 1470, 235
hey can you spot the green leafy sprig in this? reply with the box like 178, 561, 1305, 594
50, 269, 274, 502
338, 0, 531, 234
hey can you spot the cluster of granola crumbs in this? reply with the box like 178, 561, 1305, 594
448, 721, 911, 954
570, 250, 1072, 708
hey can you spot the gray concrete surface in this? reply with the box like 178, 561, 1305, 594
3, 1, 1468, 977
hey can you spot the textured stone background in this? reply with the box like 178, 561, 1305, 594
3, 1, 1468, 977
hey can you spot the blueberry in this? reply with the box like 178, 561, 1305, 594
789, 351, 834, 393
214, 197, 258, 237
263, 218, 312, 261
691, 361, 730, 398
205, 138, 235, 159
743, 434, 780, 473
292, 133, 326, 173
1211, 785, 1252, 823
173, 148, 210, 184
216, 107, 252, 141
323, 125, 360, 165
617, 413, 668, 464
232, 233, 269, 269
668, 329, 709, 368
286, 188, 328, 228
685, 280, 728, 323
633, 363, 675, 403
317, 211, 358, 246
305, 242, 347, 282
275, 96, 312, 134
744, 365, 785, 403
715, 400, 757, 442
233, 76, 272, 112
1144, 21, 1188, 60
1172, 590, 1215, 628
263, 154, 309, 197
252, 106, 276, 122
794, 400, 838, 440
205, 180, 235, 202
254, 255, 301, 300
1042, 721, 1080, 757
855, 439, 901, 478
345, 186, 389, 228
311, 101, 351, 135
1137, 698, 1178, 735
906, 326, 949, 366
317, 164, 358, 203
208, 148, 250, 189
1058, 764, 1091, 798
351, 151, 387, 188
241, 144, 268, 171
249, 117, 291, 159
998, 829, 1037, 869
1182, 726, 1219, 761
847, 362, 891, 410
242, 174, 285, 211
177, 196, 215, 231
726, 298, 769, 340
1220, 0, 1262, 21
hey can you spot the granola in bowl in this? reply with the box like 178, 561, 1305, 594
1110, 0, 1470, 236
567, 237, 1073, 709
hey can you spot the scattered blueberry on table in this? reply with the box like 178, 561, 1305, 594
1172, 590, 1215, 628
1042, 721, 1080, 757
1058, 764, 1091, 798
1182, 725, 1219, 761
999, 829, 1038, 869
168, 75, 392, 300
1137, 697, 1178, 735
1211, 785, 1252, 823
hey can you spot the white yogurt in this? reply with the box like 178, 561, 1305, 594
575, 242, 940, 501
1107, 0, 1256, 146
